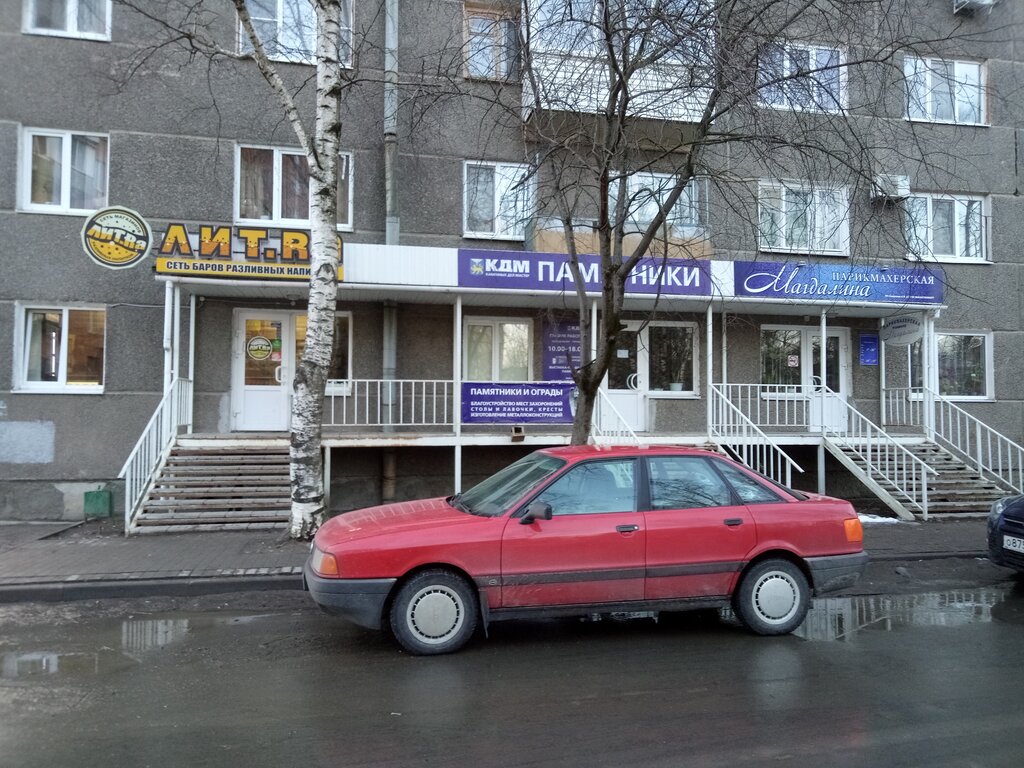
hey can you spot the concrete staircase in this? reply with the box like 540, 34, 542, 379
133, 439, 291, 533
829, 440, 1009, 519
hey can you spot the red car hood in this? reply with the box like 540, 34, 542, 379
315, 497, 475, 547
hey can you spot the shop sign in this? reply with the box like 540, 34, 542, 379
459, 249, 712, 297
81, 207, 152, 269
542, 320, 581, 382
880, 315, 924, 346
461, 383, 575, 424
246, 336, 273, 360
734, 262, 943, 305
153, 223, 343, 281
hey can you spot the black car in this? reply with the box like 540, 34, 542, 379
988, 496, 1024, 573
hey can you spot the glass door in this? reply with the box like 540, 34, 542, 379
809, 332, 849, 432
602, 322, 646, 432
232, 310, 294, 431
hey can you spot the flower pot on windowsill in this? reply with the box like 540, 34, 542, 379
669, 383, 683, 392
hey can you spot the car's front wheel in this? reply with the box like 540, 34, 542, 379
389, 570, 479, 655
733, 559, 810, 635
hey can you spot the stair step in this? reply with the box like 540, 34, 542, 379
151, 476, 291, 486
147, 487, 292, 498
138, 510, 290, 521
142, 498, 290, 511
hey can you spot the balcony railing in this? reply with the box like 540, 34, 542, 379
323, 379, 453, 428
709, 384, 803, 486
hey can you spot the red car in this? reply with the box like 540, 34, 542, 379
305, 446, 867, 654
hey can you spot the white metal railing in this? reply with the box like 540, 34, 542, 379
821, 387, 936, 518
883, 387, 926, 428
930, 388, 1023, 494
323, 379, 453, 428
717, 383, 812, 429
884, 386, 1024, 494
592, 389, 641, 445
709, 385, 803, 486
118, 377, 193, 534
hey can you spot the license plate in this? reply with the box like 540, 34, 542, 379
1004, 535, 1024, 554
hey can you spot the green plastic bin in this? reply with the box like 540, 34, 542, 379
84, 489, 113, 519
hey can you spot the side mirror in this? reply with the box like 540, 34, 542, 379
520, 501, 553, 524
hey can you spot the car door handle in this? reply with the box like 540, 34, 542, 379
723, 518, 744, 527
616, 524, 640, 533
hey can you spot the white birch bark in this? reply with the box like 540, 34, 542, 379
233, 0, 344, 538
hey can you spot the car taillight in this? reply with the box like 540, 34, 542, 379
844, 517, 863, 544
311, 546, 340, 577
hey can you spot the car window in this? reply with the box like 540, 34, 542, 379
712, 460, 785, 505
533, 460, 636, 516
458, 452, 566, 516
648, 456, 734, 509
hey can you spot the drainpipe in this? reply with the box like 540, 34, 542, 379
705, 304, 713, 442
453, 296, 463, 493
380, 0, 400, 501
384, 0, 400, 244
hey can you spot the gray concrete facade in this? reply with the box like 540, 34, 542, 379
2, 1, 1023, 520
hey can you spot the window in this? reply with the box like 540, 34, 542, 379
712, 460, 785, 504
24, 0, 110, 40
465, 5, 520, 79
647, 456, 733, 510
465, 318, 532, 381
530, 0, 598, 52
236, 146, 352, 228
910, 332, 991, 399
904, 194, 986, 262
241, 0, 353, 66
534, 460, 636, 515
18, 306, 106, 392
618, 173, 708, 237
905, 56, 984, 125
649, 324, 696, 392
22, 129, 108, 213
760, 327, 843, 392
758, 42, 843, 112
758, 182, 848, 255
464, 161, 533, 240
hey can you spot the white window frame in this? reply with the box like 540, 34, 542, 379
618, 173, 709, 238
463, 161, 534, 241
910, 330, 993, 402
23, 0, 111, 41
14, 303, 106, 394
464, 4, 520, 80
758, 181, 849, 256
644, 321, 700, 398
239, 0, 353, 67
903, 192, 988, 263
234, 145, 354, 230
904, 56, 986, 126
20, 128, 110, 214
758, 42, 846, 113
462, 317, 534, 382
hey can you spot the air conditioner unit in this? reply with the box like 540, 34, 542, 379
871, 175, 911, 203
954, 0, 998, 14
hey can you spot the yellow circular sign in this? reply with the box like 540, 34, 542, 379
81, 207, 152, 269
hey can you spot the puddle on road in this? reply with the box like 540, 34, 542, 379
796, 584, 1024, 641
0, 613, 279, 680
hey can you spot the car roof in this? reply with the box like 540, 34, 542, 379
540, 445, 721, 460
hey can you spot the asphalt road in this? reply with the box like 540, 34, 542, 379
2, 575, 1023, 768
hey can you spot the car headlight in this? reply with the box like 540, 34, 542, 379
989, 498, 1008, 531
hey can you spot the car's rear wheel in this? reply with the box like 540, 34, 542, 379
389, 570, 479, 655
733, 559, 809, 635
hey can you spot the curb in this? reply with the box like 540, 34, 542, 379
0, 573, 305, 604
869, 551, 989, 562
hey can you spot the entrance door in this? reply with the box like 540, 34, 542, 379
602, 322, 646, 432
232, 310, 297, 431
809, 332, 849, 433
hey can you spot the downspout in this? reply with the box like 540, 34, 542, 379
818, 310, 827, 495
705, 304, 713, 443
454, 297, 463, 492
381, 0, 400, 501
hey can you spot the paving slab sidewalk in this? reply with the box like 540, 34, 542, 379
0, 515, 991, 603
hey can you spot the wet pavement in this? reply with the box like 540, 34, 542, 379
1, 585, 1023, 767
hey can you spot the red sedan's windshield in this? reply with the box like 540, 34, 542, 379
453, 452, 566, 517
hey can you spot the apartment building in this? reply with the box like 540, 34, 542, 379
1, 1, 1022, 529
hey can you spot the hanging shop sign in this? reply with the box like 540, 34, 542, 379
733, 262, 943, 305
458, 249, 713, 297
81, 207, 152, 269
461, 382, 575, 424
153, 223, 343, 281
880, 315, 924, 346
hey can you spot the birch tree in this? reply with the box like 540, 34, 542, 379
117, 0, 351, 538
